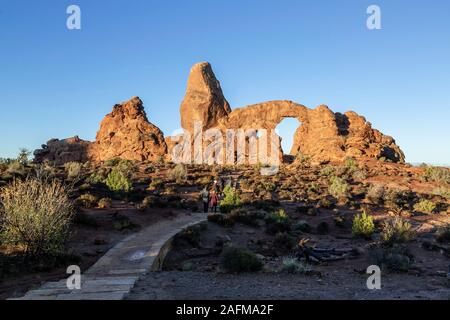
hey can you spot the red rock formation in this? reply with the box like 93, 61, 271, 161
33, 136, 91, 165
180, 62, 231, 133
90, 97, 167, 162
34, 97, 167, 164
177, 62, 405, 164
34, 62, 405, 165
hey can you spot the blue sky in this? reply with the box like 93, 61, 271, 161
0, 0, 449, 164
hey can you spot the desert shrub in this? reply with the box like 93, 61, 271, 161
274, 232, 296, 251
0, 178, 74, 257
381, 217, 415, 246
168, 164, 188, 183
281, 257, 312, 274
148, 178, 163, 191
265, 209, 291, 234
413, 199, 436, 214
372, 245, 414, 272
318, 196, 335, 209
219, 185, 242, 213
352, 211, 375, 239
436, 224, 450, 243
87, 167, 109, 185
175, 225, 202, 247
366, 184, 386, 205
328, 176, 349, 200
221, 247, 262, 273
139, 195, 165, 210
207, 213, 235, 227
97, 197, 112, 209
105, 168, 132, 193
422, 165, 450, 184
320, 165, 335, 177
229, 208, 259, 227
64, 162, 83, 180
75, 193, 97, 208
113, 214, 138, 231
433, 187, 450, 199
6, 161, 24, 175
383, 188, 413, 213
17, 148, 31, 165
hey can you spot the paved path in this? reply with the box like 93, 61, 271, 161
11, 212, 207, 300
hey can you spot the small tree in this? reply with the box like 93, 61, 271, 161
352, 210, 375, 239
219, 185, 241, 213
17, 148, 31, 165
104, 168, 132, 193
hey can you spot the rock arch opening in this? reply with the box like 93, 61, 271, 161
275, 117, 302, 155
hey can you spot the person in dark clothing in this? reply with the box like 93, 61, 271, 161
200, 187, 209, 213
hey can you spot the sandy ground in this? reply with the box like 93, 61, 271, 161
127, 271, 450, 300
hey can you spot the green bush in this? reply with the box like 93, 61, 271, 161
219, 185, 242, 213
105, 168, 132, 193
0, 177, 74, 257
413, 199, 436, 214
221, 247, 262, 273
352, 211, 375, 239
381, 217, 415, 246
328, 176, 349, 200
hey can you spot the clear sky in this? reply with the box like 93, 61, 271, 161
0, 0, 449, 164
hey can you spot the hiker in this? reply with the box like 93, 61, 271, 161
200, 187, 210, 213
209, 189, 219, 213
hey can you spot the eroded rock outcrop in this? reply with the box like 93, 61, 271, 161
35, 62, 405, 165
90, 97, 167, 162
34, 97, 167, 164
180, 62, 231, 133
34, 136, 92, 165
178, 62, 405, 163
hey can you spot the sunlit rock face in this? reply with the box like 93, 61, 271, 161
34, 62, 405, 165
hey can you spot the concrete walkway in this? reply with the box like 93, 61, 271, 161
11, 211, 207, 300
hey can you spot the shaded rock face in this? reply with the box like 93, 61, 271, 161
33, 136, 92, 165
34, 97, 167, 164
180, 62, 231, 133
90, 97, 167, 162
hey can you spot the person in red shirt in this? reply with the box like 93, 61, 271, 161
209, 189, 219, 213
